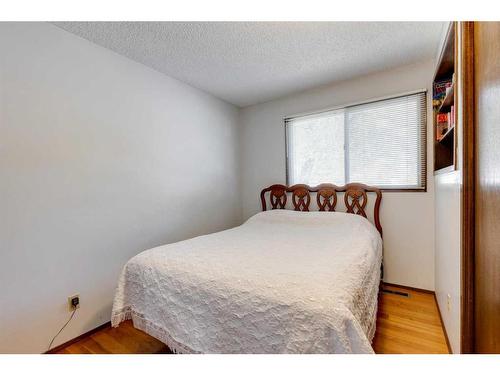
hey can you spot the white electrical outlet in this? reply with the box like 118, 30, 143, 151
68, 294, 80, 311
447, 294, 451, 311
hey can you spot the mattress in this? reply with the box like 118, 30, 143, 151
111, 210, 383, 353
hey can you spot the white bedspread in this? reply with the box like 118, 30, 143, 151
111, 210, 382, 354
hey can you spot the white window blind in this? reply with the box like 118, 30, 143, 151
286, 92, 427, 190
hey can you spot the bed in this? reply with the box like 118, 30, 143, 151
111, 183, 383, 354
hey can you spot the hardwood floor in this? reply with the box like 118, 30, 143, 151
53, 285, 449, 354
54, 320, 171, 354
372, 284, 449, 354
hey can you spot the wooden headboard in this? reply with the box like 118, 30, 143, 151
260, 183, 383, 237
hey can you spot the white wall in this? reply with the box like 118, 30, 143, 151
240, 60, 436, 290
434, 23, 462, 354
0, 23, 241, 353
434, 172, 461, 353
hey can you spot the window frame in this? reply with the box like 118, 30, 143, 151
284, 90, 428, 192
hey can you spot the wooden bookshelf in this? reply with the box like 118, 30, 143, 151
438, 125, 454, 144
433, 23, 457, 173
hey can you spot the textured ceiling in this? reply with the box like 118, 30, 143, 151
53, 22, 445, 107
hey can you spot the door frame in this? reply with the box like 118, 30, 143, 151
460, 21, 475, 354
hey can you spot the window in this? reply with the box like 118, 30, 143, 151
286, 91, 427, 190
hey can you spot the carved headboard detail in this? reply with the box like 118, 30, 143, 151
260, 183, 382, 237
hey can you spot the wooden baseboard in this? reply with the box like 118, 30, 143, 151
45, 322, 111, 354
382, 282, 434, 295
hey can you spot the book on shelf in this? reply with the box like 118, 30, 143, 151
433, 77, 453, 109
436, 106, 455, 141
434, 79, 452, 96
436, 113, 448, 140
449, 105, 455, 128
